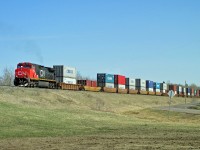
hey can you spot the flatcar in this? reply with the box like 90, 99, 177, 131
14, 62, 56, 88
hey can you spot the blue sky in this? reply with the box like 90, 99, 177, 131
0, 0, 200, 85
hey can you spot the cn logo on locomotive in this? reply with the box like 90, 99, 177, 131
40, 70, 45, 77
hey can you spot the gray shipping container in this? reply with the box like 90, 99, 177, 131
53, 65, 77, 78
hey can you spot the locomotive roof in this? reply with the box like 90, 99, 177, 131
18, 62, 53, 69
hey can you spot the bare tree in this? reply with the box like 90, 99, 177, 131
76, 71, 93, 80
189, 83, 199, 89
0, 67, 14, 86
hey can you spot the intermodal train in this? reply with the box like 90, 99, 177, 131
14, 62, 199, 98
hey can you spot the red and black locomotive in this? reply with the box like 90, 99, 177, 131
14, 62, 56, 88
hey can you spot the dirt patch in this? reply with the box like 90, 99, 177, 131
0, 135, 200, 150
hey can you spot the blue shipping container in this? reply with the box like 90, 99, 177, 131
97, 73, 114, 83
153, 82, 161, 89
186, 88, 191, 93
146, 80, 154, 88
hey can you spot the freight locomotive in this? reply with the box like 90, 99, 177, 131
14, 62, 56, 88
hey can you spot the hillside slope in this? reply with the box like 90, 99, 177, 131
0, 87, 200, 149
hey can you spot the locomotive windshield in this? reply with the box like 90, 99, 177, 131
17, 63, 32, 69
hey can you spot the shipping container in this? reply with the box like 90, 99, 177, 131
115, 84, 125, 89
146, 88, 154, 92
146, 80, 154, 88
114, 75, 126, 85
125, 78, 136, 86
55, 77, 76, 84
136, 79, 146, 87
91, 81, 97, 87
197, 90, 200, 97
186, 88, 191, 94
160, 83, 168, 90
177, 86, 182, 93
126, 85, 136, 90
77, 80, 92, 87
97, 73, 114, 83
153, 82, 160, 89
182, 87, 186, 94
53, 65, 77, 78
98, 82, 114, 88
191, 88, 194, 94
155, 89, 160, 92
161, 90, 167, 93
136, 86, 146, 91
169, 85, 177, 94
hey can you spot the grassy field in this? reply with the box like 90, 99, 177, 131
0, 87, 200, 149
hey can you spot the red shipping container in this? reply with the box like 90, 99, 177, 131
91, 81, 97, 87
191, 88, 194, 94
196, 90, 200, 97
197, 90, 200, 97
169, 85, 177, 92
114, 75, 126, 85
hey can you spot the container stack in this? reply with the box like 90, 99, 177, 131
182, 87, 186, 96
53, 65, 77, 84
160, 83, 168, 94
194, 89, 197, 97
177, 86, 183, 96
146, 80, 154, 92
97, 73, 115, 88
136, 79, 146, 92
154, 82, 161, 93
125, 78, 136, 90
114, 75, 126, 89
186, 88, 191, 97
197, 90, 200, 97
191, 88, 194, 97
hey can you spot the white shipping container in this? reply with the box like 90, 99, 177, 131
54, 65, 77, 78
183, 88, 186, 93
161, 83, 168, 90
129, 86, 136, 90
178, 86, 182, 92
129, 78, 136, 86
117, 84, 126, 89
156, 89, 160, 92
161, 90, 167, 93
136, 86, 146, 91
56, 77, 77, 84
147, 88, 154, 92
105, 83, 115, 88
